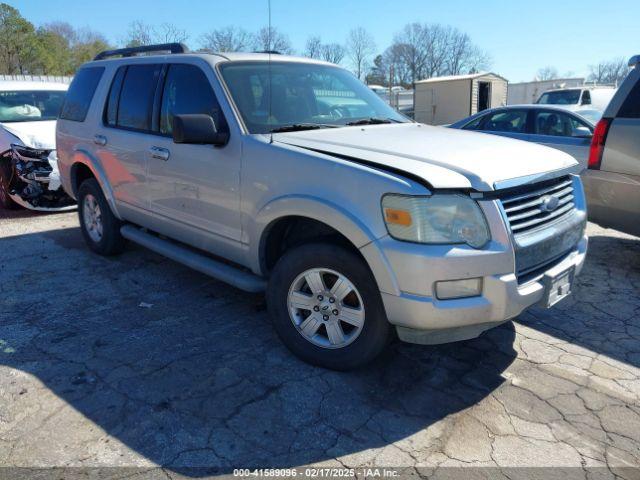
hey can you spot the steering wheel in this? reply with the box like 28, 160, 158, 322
328, 105, 351, 120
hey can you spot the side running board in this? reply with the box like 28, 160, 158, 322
120, 225, 267, 293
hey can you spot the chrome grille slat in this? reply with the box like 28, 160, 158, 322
500, 178, 573, 206
496, 175, 582, 281
510, 202, 575, 232
508, 194, 574, 223
498, 176, 576, 236
504, 186, 573, 214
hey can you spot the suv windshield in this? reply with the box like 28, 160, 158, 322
219, 62, 407, 134
0, 90, 66, 123
537, 89, 581, 105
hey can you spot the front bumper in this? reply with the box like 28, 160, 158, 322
3, 148, 75, 211
381, 235, 587, 344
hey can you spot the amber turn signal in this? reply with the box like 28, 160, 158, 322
384, 208, 412, 227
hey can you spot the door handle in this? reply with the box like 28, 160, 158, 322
149, 146, 170, 161
93, 134, 107, 146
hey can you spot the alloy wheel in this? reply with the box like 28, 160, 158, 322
287, 267, 365, 349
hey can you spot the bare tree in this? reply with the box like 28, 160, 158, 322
391, 23, 430, 84
346, 27, 375, 80
154, 23, 188, 44
588, 57, 629, 85
200, 26, 251, 52
320, 43, 345, 64
536, 66, 559, 81
124, 20, 187, 47
125, 20, 153, 47
42, 21, 76, 45
445, 30, 490, 75
252, 26, 293, 54
304, 35, 322, 59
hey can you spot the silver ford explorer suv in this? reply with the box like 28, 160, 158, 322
56, 43, 588, 370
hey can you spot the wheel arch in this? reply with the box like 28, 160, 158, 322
68, 149, 121, 219
252, 195, 400, 296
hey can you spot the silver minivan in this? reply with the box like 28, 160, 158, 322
582, 55, 640, 237
56, 44, 588, 370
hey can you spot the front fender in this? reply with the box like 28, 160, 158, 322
249, 194, 401, 296
68, 148, 122, 219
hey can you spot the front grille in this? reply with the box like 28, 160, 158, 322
495, 175, 585, 281
498, 175, 575, 234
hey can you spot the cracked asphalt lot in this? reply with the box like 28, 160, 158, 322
1, 209, 639, 479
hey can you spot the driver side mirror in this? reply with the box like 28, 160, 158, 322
574, 126, 593, 138
172, 114, 229, 146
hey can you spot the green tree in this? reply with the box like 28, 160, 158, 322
33, 26, 73, 74
0, 3, 39, 74
70, 29, 110, 70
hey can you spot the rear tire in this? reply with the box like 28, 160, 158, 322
267, 243, 391, 370
0, 158, 17, 209
77, 178, 125, 256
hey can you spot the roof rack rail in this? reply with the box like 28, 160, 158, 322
254, 50, 281, 55
93, 43, 189, 61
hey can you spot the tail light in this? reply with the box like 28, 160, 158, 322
588, 118, 611, 169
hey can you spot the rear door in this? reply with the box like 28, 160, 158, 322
529, 109, 592, 170
100, 63, 162, 212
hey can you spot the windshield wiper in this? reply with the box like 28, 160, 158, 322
345, 117, 401, 126
269, 123, 338, 133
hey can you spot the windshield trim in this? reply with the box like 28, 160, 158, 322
215, 60, 408, 135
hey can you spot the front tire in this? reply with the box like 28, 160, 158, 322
267, 243, 391, 370
78, 178, 125, 256
0, 158, 17, 209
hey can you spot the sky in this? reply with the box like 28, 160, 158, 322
13, 0, 640, 82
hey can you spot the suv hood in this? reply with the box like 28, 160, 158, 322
274, 123, 577, 191
1, 120, 57, 150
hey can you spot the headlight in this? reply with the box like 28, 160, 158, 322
382, 194, 490, 248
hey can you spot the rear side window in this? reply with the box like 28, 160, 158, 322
60, 67, 104, 122
533, 110, 592, 137
159, 64, 228, 135
115, 64, 162, 131
618, 78, 640, 118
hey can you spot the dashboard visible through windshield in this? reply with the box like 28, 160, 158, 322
219, 61, 407, 134
0, 90, 66, 123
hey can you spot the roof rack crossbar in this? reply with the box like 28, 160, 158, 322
93, 43, 189, 61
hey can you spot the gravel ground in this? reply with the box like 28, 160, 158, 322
0, 209, 639, 479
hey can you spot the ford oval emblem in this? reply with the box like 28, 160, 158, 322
540, 195, 560, 212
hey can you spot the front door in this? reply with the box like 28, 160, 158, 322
146, 62, 242, 252
530, 109, 593, 170
476, 108, 530, 141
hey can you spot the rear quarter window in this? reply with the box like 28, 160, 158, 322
59, 67, 104, 122
617, 77, 640, 118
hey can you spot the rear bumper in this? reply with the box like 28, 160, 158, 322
381, 235, 588, 345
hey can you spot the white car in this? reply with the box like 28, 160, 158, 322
536, 86, 616, 113
0, 80, 74, 211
